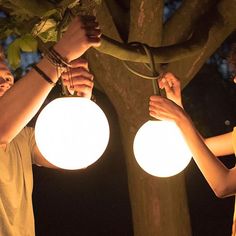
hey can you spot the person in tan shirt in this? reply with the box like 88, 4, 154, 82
0, 16, 101, 236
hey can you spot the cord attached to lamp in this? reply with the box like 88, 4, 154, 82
122, 42, 162, 96
123, 43, 192, 177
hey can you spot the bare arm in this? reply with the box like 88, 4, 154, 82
149, 95, 236, 198
205, 132, 234, 157
159, 72, 235, 157
177, 112, 235, 197
0, 58, 59, 144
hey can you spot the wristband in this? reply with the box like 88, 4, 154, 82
32, 64, 56, 86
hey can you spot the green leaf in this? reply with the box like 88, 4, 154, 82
33, 18, 57, 35
19, 34, 38, 52
37, 27, 57, 43
7, 39, 21, 69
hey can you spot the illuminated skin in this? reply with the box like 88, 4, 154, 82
0, 16, 101, 167
149, 72, 236, 198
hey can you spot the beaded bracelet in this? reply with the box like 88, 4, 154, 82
32, 64, 56, 86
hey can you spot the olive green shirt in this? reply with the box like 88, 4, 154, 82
0, 127, 36, 236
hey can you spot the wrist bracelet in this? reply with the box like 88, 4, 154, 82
50, 47, 70, 67
32, 64, 56, 86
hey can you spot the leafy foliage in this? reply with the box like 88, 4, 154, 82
0, 0, 101, 68
7, 34, 38, 69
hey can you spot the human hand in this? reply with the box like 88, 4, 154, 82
149, 95, 185, 123
61, 58, 94, 99
158, 72, 183, 108
54, 15, 101, 62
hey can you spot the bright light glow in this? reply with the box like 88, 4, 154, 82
133, 120, 192, 177
35, 97, 110, 170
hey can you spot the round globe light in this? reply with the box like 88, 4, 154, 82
35, 97, 110, 170
133, 120, 192, 177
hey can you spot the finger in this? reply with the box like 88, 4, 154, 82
158, 78, 164, 89
72, 77, 94, 87
150, 95, 162, 102
85, 28, 102, 38
149, 104, 158, 112
149, 108, 160, 119
161, 78, 173, 94
73, 84, 93, 96
61, 69, 93, 81
69, 58, 89, 69
82, 21, 99, 28
164, 72, 180, 88
149, 100, 158, 107
157, 72, 167, 89
149, 112, 157, 119
87, 37, 101, 47
164, 72, 177, 81
63, 77, 94, 88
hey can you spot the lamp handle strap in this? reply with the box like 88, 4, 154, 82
122, 42, 162, 96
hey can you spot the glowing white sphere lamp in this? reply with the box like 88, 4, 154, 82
133, 120, 192, 177
35, 97, 110, 170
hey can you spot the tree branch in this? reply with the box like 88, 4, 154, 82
97, 23, 209, 63
162, 0, 217, 45
169, 0, 236, 88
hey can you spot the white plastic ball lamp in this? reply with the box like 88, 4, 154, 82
35, 97, 110, 170
133, 120, 192, 177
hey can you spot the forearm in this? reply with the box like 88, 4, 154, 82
0, 57, 60, 144
181, 105, 234, 157
205, 132, 234, 157
176, 113, 230, 197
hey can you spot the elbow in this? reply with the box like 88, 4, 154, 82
213, 185, 232, 199
214, 189, 227, 199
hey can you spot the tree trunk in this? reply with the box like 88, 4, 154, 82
87, 1, 192, 235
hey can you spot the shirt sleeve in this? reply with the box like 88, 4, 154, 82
24, 127, 37, 164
